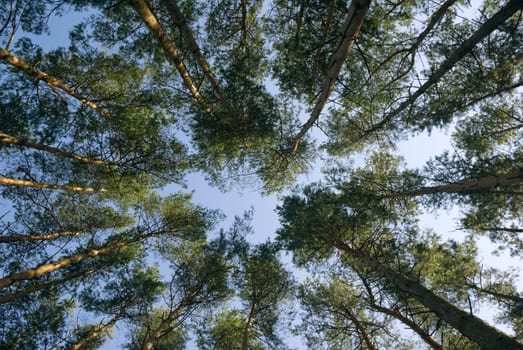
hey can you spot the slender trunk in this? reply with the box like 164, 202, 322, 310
130, 0, 210, 112
0, 230, 168, 290
340, 304, 377, 350
294, 0, 307, 45
370, 302, 444, 350
481, 226, 523, 234
469, 284, 523, 304
366, 0, 523, 136
0, 176, 106, 193
68, 311, 124, 350
0, 48, 110, 118
310, 0, 337, 89
336, 241, 523, 350
242, 302, 256, 350
290, 0, 371, 153
397, 168, 523, 197
161, 0, 228, 106
359, 274, 444, 350
141, 291, 198, 350
0, 131, 120, 166
241, 0, 248, 48
0, 230, 82, 243
0, 265, 100, 303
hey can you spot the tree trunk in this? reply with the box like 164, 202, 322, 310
242, 302, 256, 350
0, 48, 110, 118
290, 0, 371, 153
0, 230, 169, 290
341, 304, 377, 350
398, 168, 523, 197
0, 230, 82, 243
310, 0, 337, 89
366, 0, 523, 136
141, 291, 198, 350
336, 241, 523, 350
0, 265, 101, 303
359, 274, 444, 350
130, 0, 210, 112
0, 176, 106, 193
161, 0, 228, 107
0, 131, 120, 166
68, 310, 124, 350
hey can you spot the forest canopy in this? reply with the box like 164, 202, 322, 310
0, 0, 522, 349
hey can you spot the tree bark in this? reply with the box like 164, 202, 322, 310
290, 0, 371, 153
161, 0, 228, 106
68, 310, 124, 350
340, 304, 377, 350
0, 48, 111, 118
0, 230, 170, 290
359, 275, 444, 350
397, 168, 522, 197
365, 0, 523, 136
130, 0, 210, 112
336, 241, 523, 350
310, 0, 337, 89
0, 132, 120, 166
242, 302, 256, 350
0, 265, 101, 303
0, 176, 106, 193
0, 230, 82, 243
141, 290, 198, 350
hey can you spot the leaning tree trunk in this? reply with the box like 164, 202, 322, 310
0, 230, 170, 290
289, 0, 371, 153
336, 241, 523, 350
397, 168, 523, 197
141, 290, 198, 350
0, 176, 106, 193
365, 0, 523, 136
0, 132, 120, 166
130, 0, 210, 112
0, 49, 111, 117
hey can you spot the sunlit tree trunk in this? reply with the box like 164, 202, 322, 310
0, 176, 106, 193
0, 230, 82, 243
141, 291, 198, 350
0, 132, 120, 166
67, 310, 125, 350
0, 230, 169, 290
242, 302, 256, 350
130, 0, 210, 112
161, 0, 228, 106
0, 265, 101, 303
0, 48, 110, 117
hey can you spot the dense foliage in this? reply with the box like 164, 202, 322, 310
0, 0, 522, 349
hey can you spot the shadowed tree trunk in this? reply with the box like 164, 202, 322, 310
242, 302, 256, 350
396, 168, 522, 197
336, 240, 523, 350
364, 0, 523, 137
